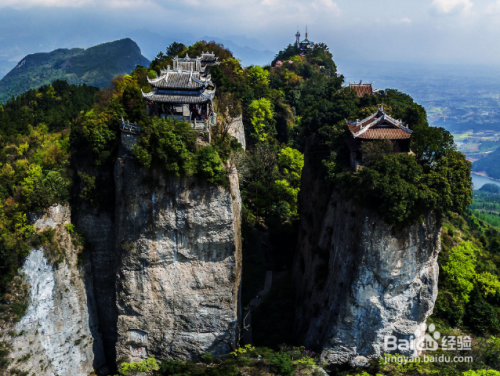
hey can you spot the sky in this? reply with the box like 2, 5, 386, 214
1, 0, 500, 66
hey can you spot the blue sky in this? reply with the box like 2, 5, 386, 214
1, 0, 500, 65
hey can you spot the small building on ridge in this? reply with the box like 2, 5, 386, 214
349, 81, 376, 98
346, 105, 413, 170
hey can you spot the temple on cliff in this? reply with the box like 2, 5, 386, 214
141, 52, 219, 133
346, 105, 413, 170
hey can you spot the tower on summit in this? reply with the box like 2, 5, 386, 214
295, 27, 315, 52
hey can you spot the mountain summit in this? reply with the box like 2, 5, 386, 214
0, 38, 149, 102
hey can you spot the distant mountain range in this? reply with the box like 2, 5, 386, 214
126, 30, 276, 66
0, 6, 278, 84
0, 38, 149, 103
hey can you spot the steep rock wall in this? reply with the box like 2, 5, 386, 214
72, 162, 118, 370
6, 205, 105, 376
113, 155, 242, 361
292, 140, 441, 365
228, 115, 246, 150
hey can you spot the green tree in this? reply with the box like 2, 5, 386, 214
442, 241, 478, 304
133, 117, 198, 177
278, 147, 304, 186
272, 179, 299, 218
197, 146, 227, 186
248, 98, 274, 142
434, 150, 473, 215
77, 108, 119, 165
476, 272, 500, 298
360, 139, 396, 166
166, 42, 187, 57
246, 66, 270, 98
21, 164, 44, 208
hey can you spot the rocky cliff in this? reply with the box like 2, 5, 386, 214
292, 139, 441, 365
71, 134, 243, 370
5, 205, 106, 376
113, 155, 242, 361
228, 116, 246, 150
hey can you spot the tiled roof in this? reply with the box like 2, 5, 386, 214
142, 89, 215, 104
347, 106, 412, 140
148, 72, 212, 90
350, 83, 373, 98
356, 128, 411, 139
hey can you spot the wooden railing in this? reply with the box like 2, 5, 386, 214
120, 119, 142, 134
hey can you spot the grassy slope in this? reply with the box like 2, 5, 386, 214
0, 38, 150, 102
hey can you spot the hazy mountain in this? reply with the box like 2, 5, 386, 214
474, 149, 500, 180
127, 29, 196, 61
0, 6, 278, 78
201, 36, 275, 66
127, 31, 276, 66
0, 38, 150, 103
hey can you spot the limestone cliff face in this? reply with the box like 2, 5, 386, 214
228, 115, 246, 150
292, 140, 441, 365
72, 136, 243, 369
113, 156, 242, 361
6, 205, 105, 376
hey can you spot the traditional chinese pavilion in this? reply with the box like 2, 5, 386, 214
142, 52, 219, 132
346, 105, 413, 170
349, 81, 374, 98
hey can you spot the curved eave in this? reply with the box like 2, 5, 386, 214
142, 90, 213, 104
147, 74, 207, 90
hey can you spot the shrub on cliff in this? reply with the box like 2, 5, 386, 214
117, 356, 159, 375
131, 117, 232, 186
155, 346, 322, 376
132, 117, 198, 176
337, 150, 472, 225
197, 146, 227, 186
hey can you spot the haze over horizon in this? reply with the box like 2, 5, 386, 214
1, 0, 500, 70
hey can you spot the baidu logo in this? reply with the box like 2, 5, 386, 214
384, 323, 440, 352
414, 323, 440, 351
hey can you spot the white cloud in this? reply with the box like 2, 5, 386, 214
0, 0, 153, 8
485, 0, 500, 15
430, 0, 473, 15
311, 0, 341, 15
393, 17, 412, 24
